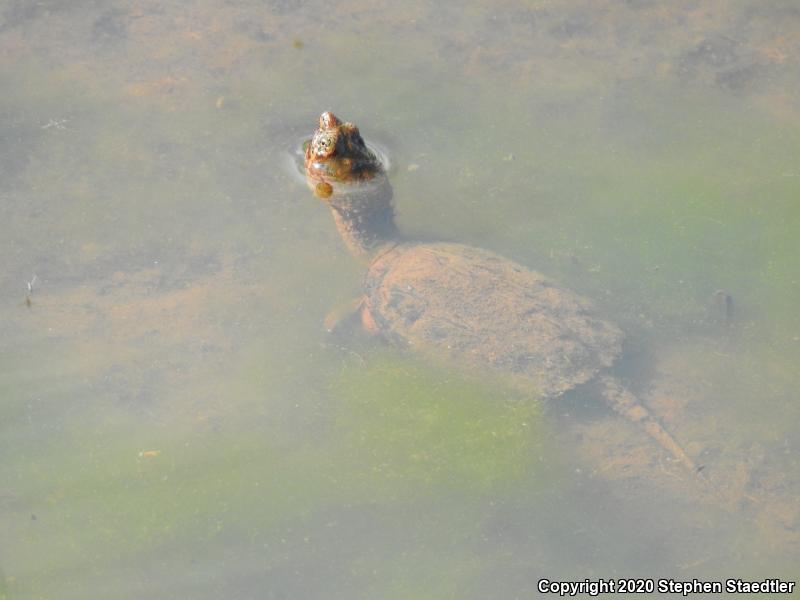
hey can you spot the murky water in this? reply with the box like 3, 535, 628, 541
1, 1, 799, 598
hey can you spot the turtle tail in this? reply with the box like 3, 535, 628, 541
597, 375, 698, 473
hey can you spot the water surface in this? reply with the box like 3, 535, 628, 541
1, 1, 799, 598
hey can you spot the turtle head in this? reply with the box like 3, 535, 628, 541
307, 112, 342, 160
304, 111, 383, 198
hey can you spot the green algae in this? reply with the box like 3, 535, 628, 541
0, 340, 552, 598
331, 351, 547, 497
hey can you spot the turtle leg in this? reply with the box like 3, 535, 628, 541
597, 375, 698, 474
323, 296, 366, 333
359, 301, 381, 334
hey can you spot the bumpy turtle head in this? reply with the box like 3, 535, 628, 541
303, 112, 397, 256
304, 112, 383, 198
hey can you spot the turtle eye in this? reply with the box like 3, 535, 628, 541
315, 133, 335, 157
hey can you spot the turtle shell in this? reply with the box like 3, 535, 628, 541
363, 242, 623, 398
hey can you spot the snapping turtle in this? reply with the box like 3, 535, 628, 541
305, 111, 699, 473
